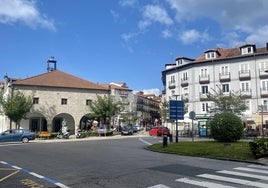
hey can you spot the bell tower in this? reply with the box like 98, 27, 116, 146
47, 56, 57, 72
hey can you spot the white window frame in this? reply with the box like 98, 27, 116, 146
182, 72, 188, 81
240, 63, 249, 73
220, 65, 229, 75
201, 102, 209, 113
261, 80, 268, 91
241, 46, 253, 55
200, 68, 208, 77
259, 61, 268, 72
222, 84, 229, 93
240, 82, 250, 92
201, 85, 209, 94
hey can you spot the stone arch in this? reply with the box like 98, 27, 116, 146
52, 113, 75, 134
22, 112, 47, 132
79, 114, 100, 131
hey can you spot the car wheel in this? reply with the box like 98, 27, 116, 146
22, 137, 29, 143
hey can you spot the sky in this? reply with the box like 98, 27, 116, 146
1, 0, 268, 95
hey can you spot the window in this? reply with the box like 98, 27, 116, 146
86, 99, 92, 106
182, 72, 188, 81
170, 75, 175, 83
241, 46, 253, 55
263, 100, 268, 111
261, 80, 268, 91
201, 85, 209, 94
200, 68, 208, 77
33, 97, 39, 104
201, 103, 209, 112
61, 98, 67, 105
220, 66, 229, 75
240, 64, 249, 73
222, 84, 229, 93
241, 82, 250, 91
205, 52, 216, 59
245, 100, 250, 111
259, 61, 268, 72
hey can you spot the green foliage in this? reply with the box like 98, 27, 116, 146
210, 112, 243, 142
0, 90, 33, 128
88, 95, 123, 126
208, 85, 247, 115
148, 141, 254, 161
249, 138, 268, 159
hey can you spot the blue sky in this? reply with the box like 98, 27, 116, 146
1, 0, 268, 95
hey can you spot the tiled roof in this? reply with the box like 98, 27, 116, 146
195, 46, 268, 62
12, 70, 108, 90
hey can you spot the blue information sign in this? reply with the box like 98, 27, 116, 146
169, 100, 184, 120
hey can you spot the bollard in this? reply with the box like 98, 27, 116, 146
163, 134, 168, 148
169, 134, 173, 143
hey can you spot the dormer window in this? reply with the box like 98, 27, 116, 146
205, 50, 217, 59
240, 44, 255, 55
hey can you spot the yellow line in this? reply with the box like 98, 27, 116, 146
0, 168, 16, 171
0, 170, 20, 182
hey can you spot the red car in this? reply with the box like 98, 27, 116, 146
149, 126, 170, 136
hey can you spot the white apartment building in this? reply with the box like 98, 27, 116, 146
162, 43, 268, 136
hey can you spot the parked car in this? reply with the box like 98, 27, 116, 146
149, 126, 170, 136
133, 125, 144, 132
121, 125, 134, 135
0, 129, 35, 143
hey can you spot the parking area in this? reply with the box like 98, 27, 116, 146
0, 162, 65, 188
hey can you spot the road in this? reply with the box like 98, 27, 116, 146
1, 133, 268, 188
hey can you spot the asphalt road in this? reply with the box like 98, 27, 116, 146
1, 133, 268, 188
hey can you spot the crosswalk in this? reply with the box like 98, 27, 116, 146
150, 164, 268, 188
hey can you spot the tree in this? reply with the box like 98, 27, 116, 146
208, 85, 247, 115
88, 95, 123, 128
160, 98, 168, 124
210, 112, 243, 142
0, 90, 33, 129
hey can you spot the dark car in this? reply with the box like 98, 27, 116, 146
0, 129, 35, 143
121, 125, 134, 135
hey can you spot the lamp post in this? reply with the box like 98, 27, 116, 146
173, 94, 180, 143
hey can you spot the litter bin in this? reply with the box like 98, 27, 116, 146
169, 134, 173, 143
163, 134, 168, 148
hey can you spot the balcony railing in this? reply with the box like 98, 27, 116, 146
168, 81, 176, 89
239, 70, 251, 80
260, 88, 268, 97
181, 78, 189, 87
199, 74, 210, 84
259, 69, 268, 79
219, 72, 231, 82
240, 89, 252, 98
199, 92, 209, 101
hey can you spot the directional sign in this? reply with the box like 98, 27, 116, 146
169, 100, 184, 120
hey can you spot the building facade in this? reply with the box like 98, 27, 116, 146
162, 43, 268, 136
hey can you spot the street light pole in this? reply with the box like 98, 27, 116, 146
173, 94, 180, 143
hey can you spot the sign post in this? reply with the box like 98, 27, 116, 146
169, 100, 184, 143
189, 111, 196, 142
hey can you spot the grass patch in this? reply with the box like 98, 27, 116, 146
148, 141, 255, 161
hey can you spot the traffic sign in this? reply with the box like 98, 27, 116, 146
169, 100, 184, 120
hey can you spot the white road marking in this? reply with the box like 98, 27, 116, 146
147, 184, 170, 188
197, 173, 268, 188
176, 177, 237, 188
234, 167, 268, 174
217, 170, 268, 180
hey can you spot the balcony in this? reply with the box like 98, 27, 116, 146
199, 92, 209, 101
259, 69, 268, 79
168, 81, 176, 89
181, 78, 189, 87
239, 70, 251, 81
219, 72, 231, 82
199, 74, 210, 84
240, 89, 252, 98
260, 88, 268, 97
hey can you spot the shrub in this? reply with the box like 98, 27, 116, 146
249, 138, 268, 158
210, 112, 243, 142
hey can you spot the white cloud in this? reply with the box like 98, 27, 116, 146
138, 4, 173, 30
119, 0, 138, 7
166, 0, 268, 46
162, 29, 172, 38
0, 0, 55, 30
180, 29, 209, 44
